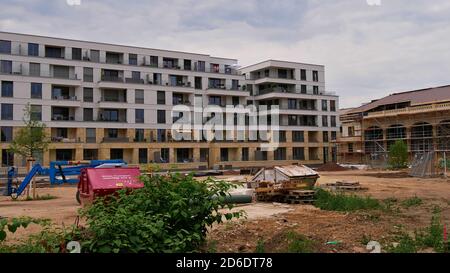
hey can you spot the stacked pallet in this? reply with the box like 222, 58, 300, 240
322, 181, 368, 191
256, 189, 316, 204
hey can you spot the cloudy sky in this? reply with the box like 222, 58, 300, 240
1, 0, 449, 108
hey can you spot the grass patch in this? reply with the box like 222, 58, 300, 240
401, 196, 423, 208
255, 239, 265, 253
314, 188, 381, 212
23, 194, 58, 201
285, 231, 313, 253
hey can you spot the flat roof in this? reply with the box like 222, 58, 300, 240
240, 59, 324, 70
0, 31, 238, 61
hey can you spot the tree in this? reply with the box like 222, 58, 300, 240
388, 140, 409, 169
8, 104, 50, 198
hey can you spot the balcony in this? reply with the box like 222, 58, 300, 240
125, 77, 145, 84
101, 75, 124, 82
102, 137, 130, 143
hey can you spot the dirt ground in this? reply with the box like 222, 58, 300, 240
1, 169, 450, 252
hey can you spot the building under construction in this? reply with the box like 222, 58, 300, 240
338, 85, 450, 175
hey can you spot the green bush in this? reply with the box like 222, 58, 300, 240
80, 173, 242, 253
314, 188, 381, 212
388, 140, 409, 169
401, 196, 423, 208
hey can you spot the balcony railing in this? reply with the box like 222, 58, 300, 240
51, 115, 75, 121
125, 78, 145, 84
52, 95, 78, 101
102, 137, 130, 143
101, 76, 124, 82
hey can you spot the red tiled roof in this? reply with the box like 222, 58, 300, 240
347, 85, 450, 114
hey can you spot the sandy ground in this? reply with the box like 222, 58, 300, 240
1, 169, 450, 251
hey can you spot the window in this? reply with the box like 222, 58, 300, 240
1, 126, 13, 142
331, 116, 337, 127
45, 46, 63, 58
220, 148, 229, 162
129, 54, 138, 65
29, 63, 40, 76
139, 149, 148, 164
90, 50, 100, 62
348, 143, 354, 153
157, 129, 166, 142
231, 80, 239, 90
0, 60, 12, 74
184, 59, 191, 70
211, 63, 220, 73
150, 56, 158, 67
160, 148, 169, 162
56, 149, 73, 161
209, 96, 222, 106
157, 91, 165, 104
288, 99, 297, 110
83, 149, 98, 160
322, 116, 328, 127
157, 110, 166, 124
110, 149, 123, 160
242, 148, 249, 161
331, 131, 337, 141
53, 65, 70, 79
279, 131, 286, 142
86, 128, 96, 143
348, 126, 355, 137
0, 40, 11, 54
330, 100, 336, 112
83, 108, 93, 121
132, 71, 140, 80
153, 73, 162, 85
30, 105, 42, 121
28, 43, 39, 56
274, 148, 286, 160
135, 89, 144, 104
83, 67, 93, 82
313, 86, 319, 95
323, 131, 329, 143
30, 83, 42, 99
1, 104, 12, 120
135, 129, 145, 142
135, 109, 144, 123
107, 129, 118, 139
293, 147, 305, 160
313, 71, 319, 82
278, 69, 288, 79
1, 81, 13, 97
196, 61, 205, 72
322, 100, 328, 111
232, 96, 239, 106
300, 69, 307, 81
83, 88, 93, 102
301, 85, 307, 94
293, 131, 304, 142
72, 48, 82, 60
2, 150, 14, 167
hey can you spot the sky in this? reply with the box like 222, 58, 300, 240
1, 0, 450, 108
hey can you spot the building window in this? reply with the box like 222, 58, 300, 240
1, 126, 13, 142
29, 63, 40, 76
157, 91, 165, 104
90, 50, 100, 62
86, 128, 96, 143
241, 148, 249, 161
300, 69, 307, 81
274, 148, 286, 160
83, 149, 98, 160
288, 99, 297, 110
1, 81, 13, 97
110, 149, 123, 160
129, 54, 138, 65
313, 71, 319, 82
313, 86, 319, 95
330, 100, 336, 112
150, 56, 158, 67
220, 148, 229, 162
72, 48, 82, 60
139, 148, 148, 164
2, 150, 14, 167
31, 83, 42, 99
348, 143, 354, 153
348, 126, 355, 137
157, 129, 166, 142
30, 105, 42, 121
279, 131, 286, 142
83, 108, 93, 121
209, 96, 222, 106
135, 109, 144, 123
131, 71, 140, 80
293, 147, 305, 160
0, 60, 12, 74
331, 116, 337, 127
300, 85, 307, 94
323, 131, 329, 143
56, 149, 73, 161
195, 77, 202, 89
160, 148, 169, 162
184, 59, 191, 70
28, 43, 39, 56
135, 89, 144, 104
83, 67, 93, 82
331, 131, 337, 141
196, 61, 205, 72
0, 40, 11, 54
1, 104, 13, 120
322, 116, 328, 127
322, 100, 328, 111
135, 129, 145, 142
293, 131, 304, 142
83, 88, 93, 102
157, 110, 166, 124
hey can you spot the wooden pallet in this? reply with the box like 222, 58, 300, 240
285, 199, 315, 205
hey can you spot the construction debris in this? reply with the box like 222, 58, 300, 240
321, 181, 368, 191
316, 163, 350, 172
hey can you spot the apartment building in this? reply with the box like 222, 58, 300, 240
0, 32, 339, 170
338, 85, 450, 165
